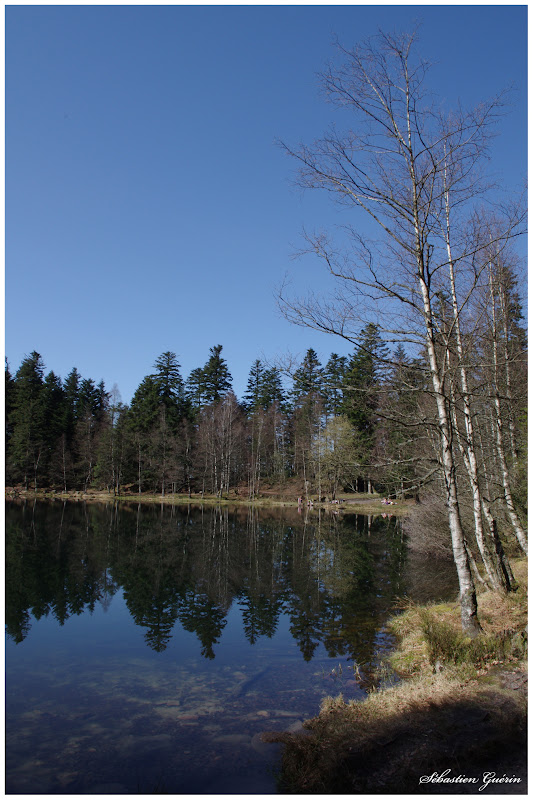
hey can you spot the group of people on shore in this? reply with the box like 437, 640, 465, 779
297, 496, 347, 508
296, 495, 397, 507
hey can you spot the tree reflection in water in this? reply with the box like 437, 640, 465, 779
5, 501, 456, 675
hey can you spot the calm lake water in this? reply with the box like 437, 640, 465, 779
5, 500, 457, 794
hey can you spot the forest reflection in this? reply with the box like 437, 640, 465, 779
6, 501, 451, 667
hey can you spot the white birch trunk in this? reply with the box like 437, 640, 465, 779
442, 178, 511, 593
408, 129, 479, 632
488, 267, 528, 554
497, 268, 519, 469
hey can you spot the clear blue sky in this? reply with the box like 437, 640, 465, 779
6, 4, 527, 403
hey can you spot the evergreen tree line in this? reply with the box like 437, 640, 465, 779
6, 333, 394, 497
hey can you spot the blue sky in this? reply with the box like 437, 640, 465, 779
6, 4, 527, 403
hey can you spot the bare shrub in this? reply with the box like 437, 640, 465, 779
402, 494, 453, 558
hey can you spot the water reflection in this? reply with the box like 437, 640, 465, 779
5, 501, 457, 795
6, 502, 423, 666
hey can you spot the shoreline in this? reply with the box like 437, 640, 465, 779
5, 488, 413, 516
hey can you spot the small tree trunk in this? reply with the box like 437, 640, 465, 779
448, 368, 511, 594
488, 266, 527, 554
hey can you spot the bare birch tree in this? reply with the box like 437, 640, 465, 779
278, 30, 524, 633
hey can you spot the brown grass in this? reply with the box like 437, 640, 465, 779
263, 558, 528, 794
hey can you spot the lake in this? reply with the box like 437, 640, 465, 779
5, 500, 457, 794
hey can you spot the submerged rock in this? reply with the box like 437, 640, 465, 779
285, 720, 307, 733
251, 731, 283, 758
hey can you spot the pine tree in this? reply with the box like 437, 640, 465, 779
244, 359, 264, 412
342, 324, 388, 436
244, 360, 286, 413
185, 367, 207, 411
78, 378, 107, 422
151, 353, 192, 494
290, 349, 324, 486
5, 358, 16, 449
292, 348, 323, 402
63, 367, 81, 444
126, 375, 160, 492
341, 325, 388, 492
380, 345, 427, 497
128, 376, 160, 432
323, 353, 348, 417
201, 345, 232, 404
259, 367, 286, 409
40, 371, 66, 484
151, 351, 184, 404
7, 352, 46, 488
151, 351, 187, 428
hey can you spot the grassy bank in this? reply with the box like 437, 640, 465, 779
5, 486, 412, 515
263, 558, 528, 794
